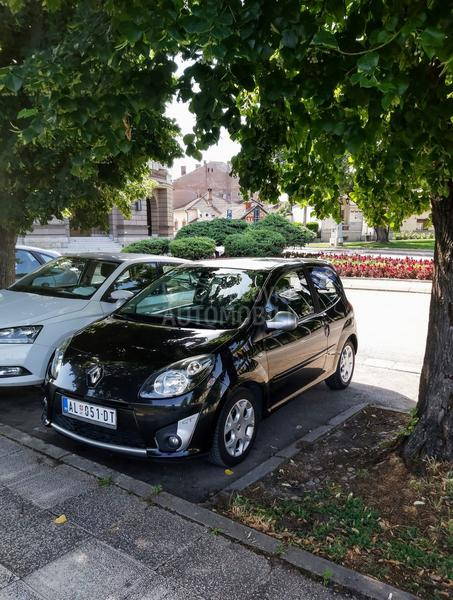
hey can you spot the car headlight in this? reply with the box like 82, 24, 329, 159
0, 326, 42, 344
140, 355, 214, 399
49, 337, 73, 380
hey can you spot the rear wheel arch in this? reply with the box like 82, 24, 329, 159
348, 333, 358, 354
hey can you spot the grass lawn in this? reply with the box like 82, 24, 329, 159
308, 239, 435, 251
217, 407, 452, 599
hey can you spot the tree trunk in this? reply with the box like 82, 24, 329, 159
0, 226, 17, 289
375, 226, 389, 243
403, 184, 453, 463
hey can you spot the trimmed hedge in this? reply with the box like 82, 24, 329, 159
224, 228, 286, 257
122, 238, 170, 255
175, 218, 248, 244
250, 213, 315, 246
305, 221, 320, 235
394, 231, 434, 240
169, 236, 216, 260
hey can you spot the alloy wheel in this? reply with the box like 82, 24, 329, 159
223, 398, 255, 457
340, 344, 354, 383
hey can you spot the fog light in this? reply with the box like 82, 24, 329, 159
167, 435, 182, 450
0, 366, 28, 378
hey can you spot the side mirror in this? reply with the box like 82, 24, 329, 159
110, 289, 134, 304
265, 311, 298, 332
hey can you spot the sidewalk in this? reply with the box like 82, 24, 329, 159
0, 433, 357, 600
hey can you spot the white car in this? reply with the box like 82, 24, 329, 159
0, 253, 187, 387
15, 245, 61, 280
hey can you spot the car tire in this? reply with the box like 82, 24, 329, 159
325, 339, 355, 390
209, 387, 261, 467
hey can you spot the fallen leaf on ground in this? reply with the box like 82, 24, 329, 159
54, 514, 67, 525
224, 469, 234, 475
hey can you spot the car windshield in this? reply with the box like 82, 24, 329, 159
117, 266, 267, 329
11, 257, 119, 299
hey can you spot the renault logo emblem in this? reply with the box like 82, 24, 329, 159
87, 365, 103, 387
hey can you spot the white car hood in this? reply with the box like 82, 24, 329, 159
0, 290, 91, 327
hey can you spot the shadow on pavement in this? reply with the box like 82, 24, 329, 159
0, 380, 413, 503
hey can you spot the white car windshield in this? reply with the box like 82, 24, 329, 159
11, 257, 119, 299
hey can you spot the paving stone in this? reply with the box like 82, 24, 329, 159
0, 449, 56, 487
0, 487, 40, 530
54, 486, 207, 569
0, 510, 86, 577
123, 580, 204, 600
0, 565, 17, 591
9, 464, 96, 509
158, 534, 271, 600
0, 436, 22, 458
248, 565, 356, 600
24, 539, 159, 600
52, 486, 146, 533
0, 581, 45, 600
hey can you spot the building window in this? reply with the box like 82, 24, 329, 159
416, 218, 429, 230
175, 221, 179, 230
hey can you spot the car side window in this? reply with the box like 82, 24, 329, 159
110, 263, 160, 296
266, 270, 314, 319
40, 253, 56, 263
162, 263, 181, 274
15, 250, 41, 279
308, 266, 342, 309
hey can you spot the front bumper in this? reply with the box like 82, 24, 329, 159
45, 376, 227, 459
50, 422, 149, 457
0, 342, 52, 387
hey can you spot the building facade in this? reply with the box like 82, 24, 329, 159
173, 161, 270, 231
295, 198, 433, 243
19, 163, 174, 251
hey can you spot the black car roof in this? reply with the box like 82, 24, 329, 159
196, 257, 332, 271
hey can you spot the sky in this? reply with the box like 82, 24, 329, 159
165, 97, 240, 180
165, 56, 241, 180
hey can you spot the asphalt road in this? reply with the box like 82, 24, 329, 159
0, 286, 428, 503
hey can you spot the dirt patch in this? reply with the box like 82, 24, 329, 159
214, 407, 453, 599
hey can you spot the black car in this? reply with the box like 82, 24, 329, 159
44, 258, 357, 466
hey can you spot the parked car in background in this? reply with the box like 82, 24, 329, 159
44, 258, 357, 466
0, 253, 187, 387
15, 245, 61, 280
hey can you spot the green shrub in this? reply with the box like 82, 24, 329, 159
224, 233, 257, 257
305, 221, 320, 235
250, 213, 315, 246
394, 231, 435, 240
175, 218, 248, 244
169, 236, 216, 260
224, 228, 285, 257
122, 238, 170, 254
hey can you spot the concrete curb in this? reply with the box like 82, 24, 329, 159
0, 409, 421, 600
219, 402, 368, 494
303, 247, 434, 258
342, 278, 432, 294
356, 357, 421, 375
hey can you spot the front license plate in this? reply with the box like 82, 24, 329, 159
61, 396, 117, 429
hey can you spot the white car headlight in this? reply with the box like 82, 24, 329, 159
140, 355, 214, 398
0, 326, 42, 344
49, 337, 73, 380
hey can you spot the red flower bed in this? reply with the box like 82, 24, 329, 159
283, 251, 433, 280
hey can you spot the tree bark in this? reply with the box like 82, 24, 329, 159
375, 226, 390, 243
0, 226, 17, 289
403, 184, 453, 463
